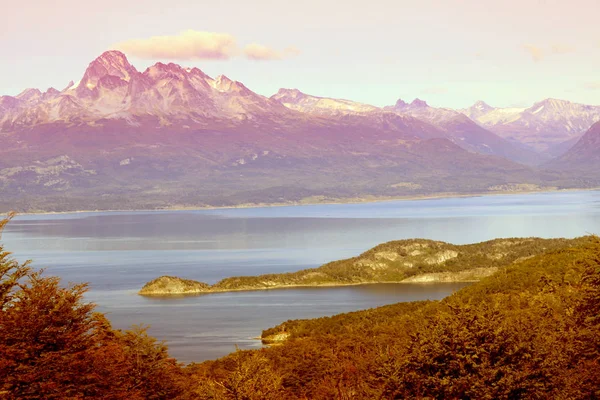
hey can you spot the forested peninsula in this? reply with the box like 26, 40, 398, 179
139, 237, 586, 295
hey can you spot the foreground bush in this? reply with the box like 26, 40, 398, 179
0, 214, 187, 399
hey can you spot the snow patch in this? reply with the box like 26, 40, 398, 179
532, 105, 545, 114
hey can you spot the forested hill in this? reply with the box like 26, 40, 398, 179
140, 236, 589, 295
188, 235, 600, 399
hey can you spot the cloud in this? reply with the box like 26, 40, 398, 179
114, 30, 238, 60
244, 44, 301, 60
523, 45, 544, 62
421, 87, 448, 95
551, 44, 576, 54
114, 30, 300, 62
583, 82, 600, 90
523, 43, 577, 62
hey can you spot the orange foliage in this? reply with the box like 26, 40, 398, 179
0, 214, 188, 399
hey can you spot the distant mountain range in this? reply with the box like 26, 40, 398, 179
271, 89, 600, 161
460, 99, 600, 156
0, 51, 597, 212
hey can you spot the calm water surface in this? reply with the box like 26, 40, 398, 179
4, 190, 600, 362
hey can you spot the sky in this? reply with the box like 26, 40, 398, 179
1, 0, 599, 108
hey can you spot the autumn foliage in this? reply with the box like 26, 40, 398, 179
0, 214, 186, 399
189, 237, 600, 399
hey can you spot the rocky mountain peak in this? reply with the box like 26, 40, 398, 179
89, 50, 135, 79
410, 98, 429, 108
16, 88, 42, 102
532, 98, 573, 111
144, 62, 191, 81
210, 75, 235, 92
271, 88, 305, 103
77, 50, 137, 95
394, 99, 409, 109
187, 67, 211, 79
472, 100, 493, 111
391, 98, 428, 110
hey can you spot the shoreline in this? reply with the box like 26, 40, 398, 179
138, 279, 475, 297
12, 186, 600, 217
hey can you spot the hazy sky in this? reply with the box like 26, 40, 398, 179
2, 0, 599, 108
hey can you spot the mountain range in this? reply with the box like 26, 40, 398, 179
460, 99, 600, 156
0, 50, 598, 212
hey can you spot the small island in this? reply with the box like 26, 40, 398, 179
139, 236, 586, 296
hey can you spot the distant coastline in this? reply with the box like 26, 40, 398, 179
138, 279, 478, 297
14, 186, 600, 217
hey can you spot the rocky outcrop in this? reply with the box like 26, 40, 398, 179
401, 267, 499, 283
425, 250, 459, 265
261, 332, 290, 345
138, 276, 210, 296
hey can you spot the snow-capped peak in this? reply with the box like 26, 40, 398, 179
90, 51, 135, 79
271, 88, 305, 103
210, 75, 235, 92
473, 100, 493, 111
77, 50, 137, 93
458, 100, 496, 120
216, 74, 232, 83
533, 98, 572, 111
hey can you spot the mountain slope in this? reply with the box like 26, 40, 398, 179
271, 88, 379, 116
271, 90, 540, 164
461, 98, 600, 154
547, 121, 600, 171
461, 100, 495, 120
386, 99, 543, 165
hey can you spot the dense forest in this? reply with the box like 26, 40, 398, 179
2, 213, 600, 399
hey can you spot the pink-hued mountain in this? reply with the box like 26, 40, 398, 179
383, 98, 542, 165
0, 51, 292, 130
547, 121, 600, 171
272, 89, 541, 165
0, 51, 580, 212
460, 99, 600, 155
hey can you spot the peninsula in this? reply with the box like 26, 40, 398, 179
139, 236, 587, 296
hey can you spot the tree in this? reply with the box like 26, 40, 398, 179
0, 214, 189, 399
